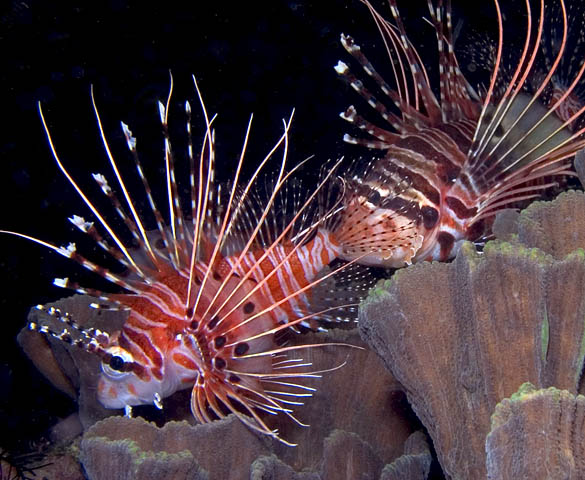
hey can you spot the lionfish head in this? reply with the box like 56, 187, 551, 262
96, 332, 161, 410
31, 304, 171, 411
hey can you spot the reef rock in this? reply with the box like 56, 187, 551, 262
380, 431, 432, 480
486, 383, 585, 479
359, 237, 585, 478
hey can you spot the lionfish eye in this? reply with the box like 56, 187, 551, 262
109, 355, 125, 371
101, 347, 134, 379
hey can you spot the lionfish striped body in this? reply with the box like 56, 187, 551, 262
2, 76, 369, 446
334, 0, 584, 267
223, 230, 343, 325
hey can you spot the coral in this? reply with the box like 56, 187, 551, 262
251, 431, 431, 480
272, 329, 413, 471
359, 200, 585, 478
379, 431, 432, 480
80, 416, 430, 480
511, 191, 585, 259
19, 297, 420, 479
490, 209, 520, 243
250, 455, 319, 480
81, 415, 249, 480
321, 430, 383, 479
486, 383, 585, 479
492, 190, 585, 259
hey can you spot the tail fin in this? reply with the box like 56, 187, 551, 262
326, 159, 423, 268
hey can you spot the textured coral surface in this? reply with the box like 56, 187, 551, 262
360, 191, 585, 478
486, 383, 585, 479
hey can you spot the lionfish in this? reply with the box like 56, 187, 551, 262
334, 0, 584, 267
1, 76, 372, 446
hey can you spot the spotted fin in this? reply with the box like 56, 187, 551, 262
330, 159, 424, 268
305, 261, 379, 326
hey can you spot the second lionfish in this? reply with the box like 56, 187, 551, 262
334, 0, 584, 267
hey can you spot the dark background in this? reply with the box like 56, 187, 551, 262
0, 0, 500, 457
